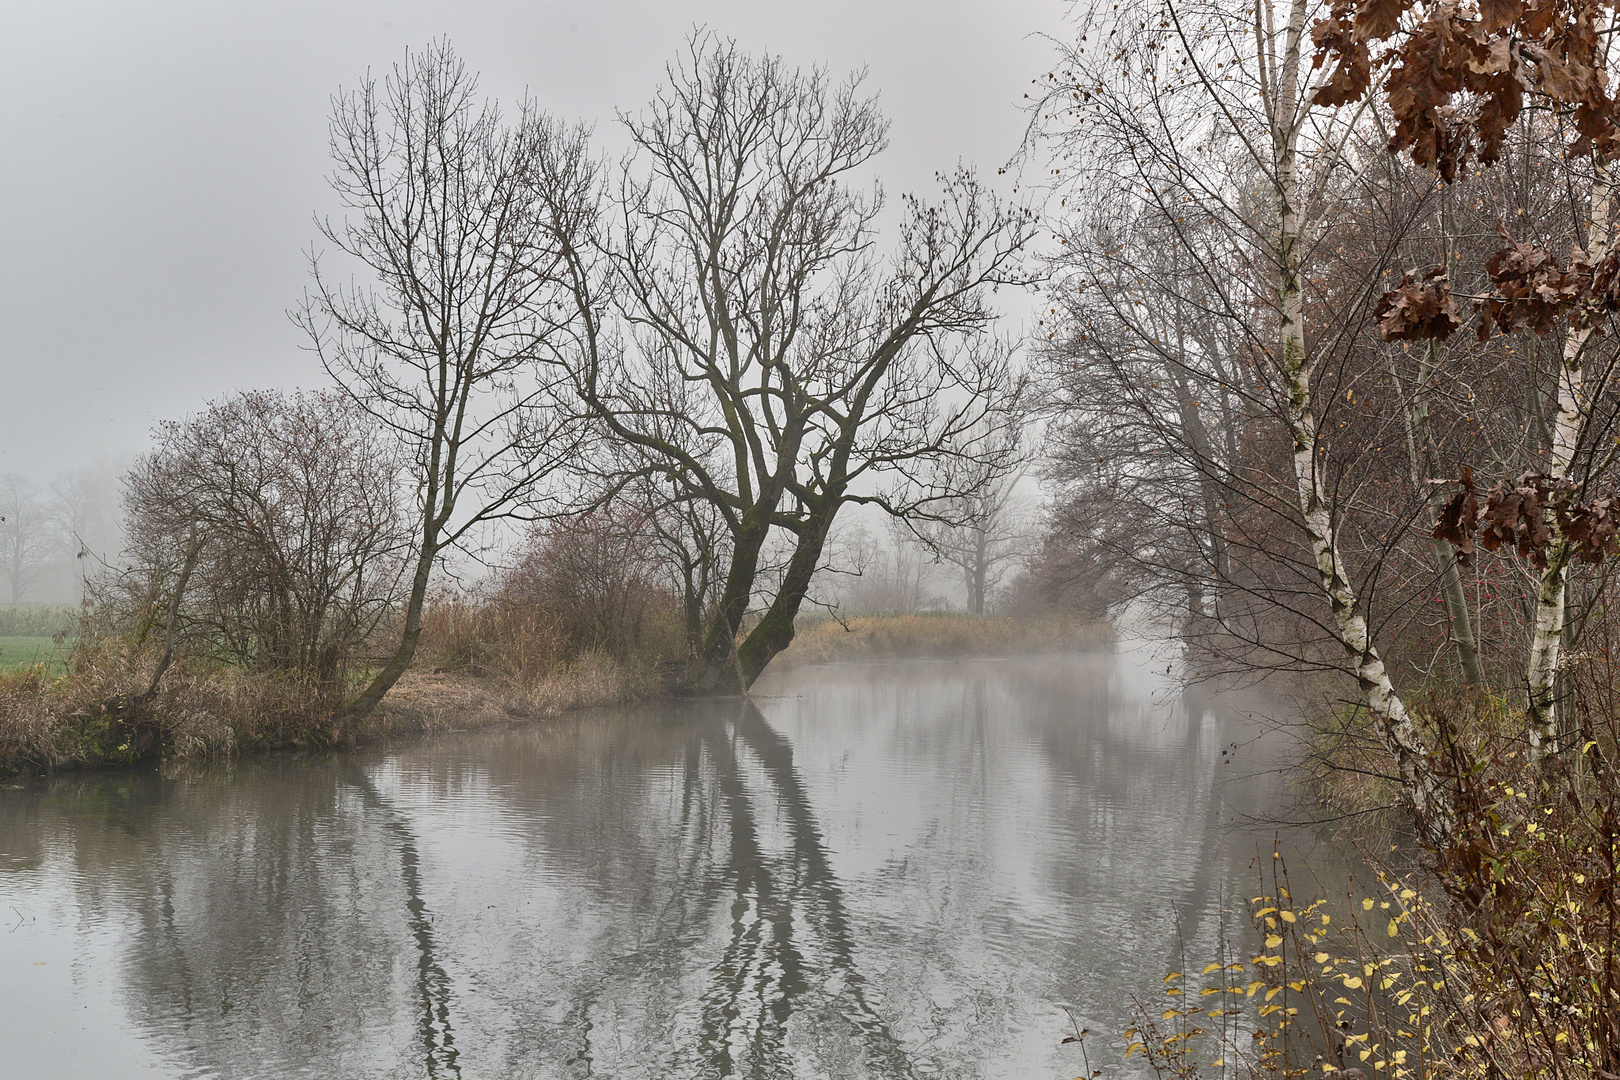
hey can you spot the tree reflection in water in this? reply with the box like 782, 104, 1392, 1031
344, 764, 460, 1077
687, 702, 915, 1079
0, 654, 1328, 1079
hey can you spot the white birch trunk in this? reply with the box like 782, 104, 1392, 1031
1525, 162, 1610, 758
1270, 0, 1446, 835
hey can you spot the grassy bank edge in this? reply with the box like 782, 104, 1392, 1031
774, 612, 1113, 667
0, 613, 1112, 778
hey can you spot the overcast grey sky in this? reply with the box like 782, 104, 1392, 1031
0, 0, 1067, 483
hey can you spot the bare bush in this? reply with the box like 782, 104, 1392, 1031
112, 389, 410, 684
495, 510, 680, 664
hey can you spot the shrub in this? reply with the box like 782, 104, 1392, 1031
108, 389, 410, 685
495, 510, 682, 664
1128, 694, 1620, 1080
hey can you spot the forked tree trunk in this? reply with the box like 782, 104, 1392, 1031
734, 507, 837, 687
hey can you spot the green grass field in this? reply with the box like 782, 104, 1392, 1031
0, 636, 67, 675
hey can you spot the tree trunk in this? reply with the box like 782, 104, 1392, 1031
1393, 341, 1484, 688
343, 518, 437, 722
1526, 160, 1610, 757
692, 513, 774, 693
1271, 0, 1446, 838
735, 510, 836, 687
968, 529, 988, 615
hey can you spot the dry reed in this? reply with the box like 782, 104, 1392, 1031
775, 612, 1111, 666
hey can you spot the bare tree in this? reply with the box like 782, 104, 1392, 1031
1033, 0, 1458, 831
114, 390, 411, 683
296, 40, 596, 717
48, 463, 124, 604
0, 475, 54, 604
548, 36, 1035, 691
902, 358, 1032, 614
1035, 0, 1620, 831
817, 518, 943, 614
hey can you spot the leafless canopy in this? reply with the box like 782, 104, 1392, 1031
547, 35, 1036, 689
115, 390, 410, 682
296, 40, 598, 716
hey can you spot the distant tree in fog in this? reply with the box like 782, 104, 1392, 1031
0, 475, 54, 604
822, 520, 942, 614
296, 40, 596, 717
900, 361, 1032, 615
47, 464, 124, 603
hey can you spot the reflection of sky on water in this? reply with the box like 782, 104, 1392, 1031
0, 649, 1337, 1078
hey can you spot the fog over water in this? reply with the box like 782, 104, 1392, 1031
0, 0, 1064, 483
0, 650, 1343, 1078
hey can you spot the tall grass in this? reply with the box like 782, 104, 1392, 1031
0, 635, 337, 774
775, 612, 1111, 666
0, 604, 80, 637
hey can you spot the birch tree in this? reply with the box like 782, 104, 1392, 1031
1041, 0, 1449, 832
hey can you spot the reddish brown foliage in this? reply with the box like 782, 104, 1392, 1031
1373, 265, 1463, 339
1433, 464, 1482, 561
1475, 222, 1620, 338
1376, 225, 1620, 343
1312, 0, 1620, 178
1433, 466, 1620, 566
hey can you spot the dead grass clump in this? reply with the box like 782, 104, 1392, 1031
776, 612, 1111, 666
510, 651, 664, 716
0, 635, 339, 774
377, 651, 664, 736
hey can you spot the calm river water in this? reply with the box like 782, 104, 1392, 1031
0, 646, 1341, 1078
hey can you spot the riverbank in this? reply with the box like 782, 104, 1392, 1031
775, 612, 1111, 666
0, 612, 1114, 776
0, 650, 667, 778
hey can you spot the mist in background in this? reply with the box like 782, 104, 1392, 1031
0, 0, 1063, 499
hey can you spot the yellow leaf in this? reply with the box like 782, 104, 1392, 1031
1265, 935, 1283, 948
1343, 976, 1363, 990
1313, 952, 1330, 963
1279, 910, 1296, 923
1125, 1041, 1145, 1058
1164, 972, 1182, 982
1362, 898, 1375, 911
1387, 919, 1399, 938
1202, 963, 1223, 975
